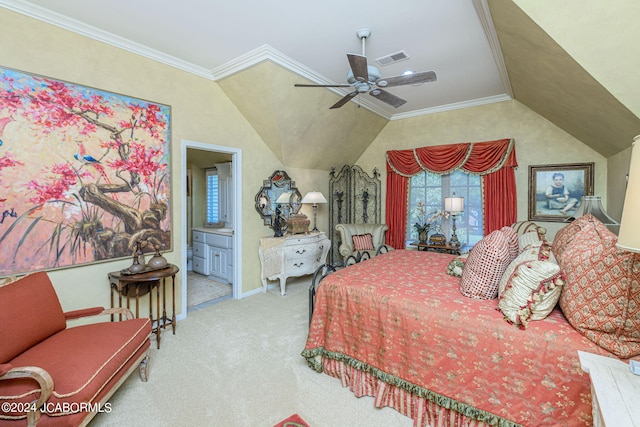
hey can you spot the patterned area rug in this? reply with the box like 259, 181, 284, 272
187, 272, 232, 308
273, 414, 310, 427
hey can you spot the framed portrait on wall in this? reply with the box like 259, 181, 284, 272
528, 163, 594, 222
0, 66, 172, 277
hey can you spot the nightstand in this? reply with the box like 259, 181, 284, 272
578, 350, 640, 427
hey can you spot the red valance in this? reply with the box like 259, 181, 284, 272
386, 138, 516, 176
385, 139, 518, 249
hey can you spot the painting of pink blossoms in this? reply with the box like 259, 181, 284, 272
0, 66, 171, 276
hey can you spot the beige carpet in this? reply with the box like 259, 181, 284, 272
90, 277, 412, 427
187, 271, 232, 308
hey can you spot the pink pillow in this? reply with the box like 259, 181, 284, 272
557, 215, 640, 358
460, 230, 511, 300
352, 233, 374, 251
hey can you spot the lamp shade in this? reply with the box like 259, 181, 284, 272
444, 195, 464, 213
276, 192, 292, 204
617, 136, 640, 253
572, 196, 619, 226
301, 191, 327, 205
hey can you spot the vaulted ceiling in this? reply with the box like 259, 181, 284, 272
4, 0, 639, 170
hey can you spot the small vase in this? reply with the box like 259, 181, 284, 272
418, 230, 428, 244
147, 245, 167, 269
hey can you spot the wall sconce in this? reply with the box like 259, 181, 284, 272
617, 136, 640, 253
301, 191, 327, 232
444, 193, 464, 246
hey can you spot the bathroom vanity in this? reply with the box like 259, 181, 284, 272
192, 227, 233, 283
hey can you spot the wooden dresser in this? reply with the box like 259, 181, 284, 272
259, 232, 330, 295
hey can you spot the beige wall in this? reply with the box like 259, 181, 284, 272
357, 100, 607, 240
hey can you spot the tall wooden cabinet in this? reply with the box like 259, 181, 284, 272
328, 165, 382, 264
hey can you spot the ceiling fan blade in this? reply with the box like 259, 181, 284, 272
369, 89, 406, 108
295, 83, 352, 88
376, 71, 437, 88
330, 91, 358, 109
347, 53, 369, 82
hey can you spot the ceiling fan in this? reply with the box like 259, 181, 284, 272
295, 28, 437, 109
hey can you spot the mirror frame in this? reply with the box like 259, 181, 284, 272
254, 170, 302, 229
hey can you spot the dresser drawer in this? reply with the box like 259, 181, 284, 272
283, 244, 322, 260
192, 242, 207, 259
283, 257, 317, 276
193, 231, 206, 244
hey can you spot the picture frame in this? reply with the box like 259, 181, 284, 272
528, 163, 594, 222
0, 66, 172, 276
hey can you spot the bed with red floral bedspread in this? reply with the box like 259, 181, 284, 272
302, 249, 618, 427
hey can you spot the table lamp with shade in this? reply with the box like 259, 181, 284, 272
444, 193, 464, 246
617, 135, 640, 253
301, 191, 327, 232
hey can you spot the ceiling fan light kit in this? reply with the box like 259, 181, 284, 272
294, 27, 437, 109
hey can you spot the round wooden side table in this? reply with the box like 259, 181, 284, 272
108, 264, 179, 349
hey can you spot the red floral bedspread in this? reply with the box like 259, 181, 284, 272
303, 250, 617, 427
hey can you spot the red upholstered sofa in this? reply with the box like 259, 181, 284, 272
0, 271, 152, 427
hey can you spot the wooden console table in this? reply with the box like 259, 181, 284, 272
410, 241, 461, 255
108, 264, 179, 349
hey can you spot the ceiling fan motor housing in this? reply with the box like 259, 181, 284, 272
347, 66, 380, 85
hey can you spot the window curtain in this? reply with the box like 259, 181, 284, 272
385, 138, 517, 249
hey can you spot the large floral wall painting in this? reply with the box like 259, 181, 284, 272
0, 66, 171, 276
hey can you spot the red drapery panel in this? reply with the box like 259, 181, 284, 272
385, 139, 517, 248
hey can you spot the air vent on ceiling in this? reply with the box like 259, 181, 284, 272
375, 50, 410, 66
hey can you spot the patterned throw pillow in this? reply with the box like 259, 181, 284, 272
557, 215, 640, 358
518, 230, 543, 253
498, 241, 553, 296
500, 226, 518, 262
498, 260, 565, 328
352, 233, 375, 251
446, 253, 469, 278
460, 230, 511, 300
552, 214, 595, 260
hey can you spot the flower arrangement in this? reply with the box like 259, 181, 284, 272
412, 201, 451, 234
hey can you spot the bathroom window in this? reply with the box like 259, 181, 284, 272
206, 168, 219, 223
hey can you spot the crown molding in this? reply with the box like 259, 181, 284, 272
473, 0, 514, 98
389, 94, 513, 121
0, 0, 214, 79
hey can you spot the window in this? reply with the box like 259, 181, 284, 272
206, 168, 219, 224
407, 170, 483, 249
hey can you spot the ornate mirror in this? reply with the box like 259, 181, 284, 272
254, 170, 302, 229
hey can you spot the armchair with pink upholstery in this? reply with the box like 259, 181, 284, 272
0, 271, 152, 427
335, 223, 393, 264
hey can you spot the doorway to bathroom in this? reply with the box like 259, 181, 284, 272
181, 141, 242, 315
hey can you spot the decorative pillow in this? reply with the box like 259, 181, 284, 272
352, 233, 375, 251
552, 214, 596, 260
518, 229, 543, 253
557, 215, 640, 358
499, 243, 544, 296
498, 260, 565, 328
446, 253, 469, 278
460, 230, 511, 300
500, 226, 518, 262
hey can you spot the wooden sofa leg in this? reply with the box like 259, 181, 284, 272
139, 351, 150, 382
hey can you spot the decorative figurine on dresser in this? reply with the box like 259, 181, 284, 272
255, 171, 330, 295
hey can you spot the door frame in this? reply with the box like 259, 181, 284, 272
179, 140, 242, 319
